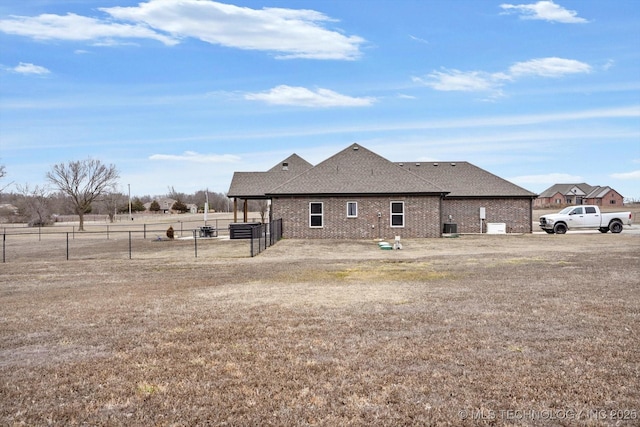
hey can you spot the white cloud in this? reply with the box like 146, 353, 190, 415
245, 85, 375, 107
610, 170, 640, 180
510, 172, 584, 185
500, 1, 588, 24
409, 34, 429, 44
12, 62, 50, 75
413, 69, 500, 92
149, 151, 241, 163
509, 57, 591, 77
0, 1, 364, 59
602, 59, 615, 71
0, 12, 177, 45
416, 57, 591, 94
103, 1, 364, 59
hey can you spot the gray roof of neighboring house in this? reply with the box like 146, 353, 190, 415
538, 183, 593, 198
268, 144, 447, 196
585, 186, 615, 198
228, 154, 313, 198
396, 161, 537, 197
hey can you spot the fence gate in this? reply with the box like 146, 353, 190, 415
250, 219, 283, 257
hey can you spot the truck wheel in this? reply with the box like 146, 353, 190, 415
553, 223, 567, 234
599, 227, 609, 233
609, 221, 623, 234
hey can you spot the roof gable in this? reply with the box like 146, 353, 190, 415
228, 154, 313, 198
269, 144, 446, 195
267, 153, 313, 174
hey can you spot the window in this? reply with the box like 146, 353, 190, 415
390, 201, 404, 227
347, 202, 358, 218
585, 206, 596, 214
309, 202, 323, 228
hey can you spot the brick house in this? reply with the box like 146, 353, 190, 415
534, 183, 624, 208
228, 144, 537, 238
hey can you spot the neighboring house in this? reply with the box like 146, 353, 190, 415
0, 203, 19, 215
143, 198, 178, 214
228, 144, 537, 238
534, 183, 624, 208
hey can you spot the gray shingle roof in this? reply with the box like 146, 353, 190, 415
537, 183, 592, 198
585, 186, 611, 198
397, 161, 537, 197
268, 144, 447, 195
228, 144, 537, 198
227, 154, 313, 198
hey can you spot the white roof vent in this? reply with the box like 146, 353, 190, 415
433, 162, 439, 166
451, 162, 456, 166
353, 144, 359, 150
415, 162, 421, 167
282, 162, 289, 170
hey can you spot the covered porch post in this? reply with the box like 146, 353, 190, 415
233, 198, 238, 223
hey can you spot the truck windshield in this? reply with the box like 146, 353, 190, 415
558, 207, 573, 214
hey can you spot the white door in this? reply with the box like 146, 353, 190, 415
582, 206, 601, 227
568, 207, 586, 228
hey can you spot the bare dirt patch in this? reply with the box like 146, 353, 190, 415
1, 233, 639, 425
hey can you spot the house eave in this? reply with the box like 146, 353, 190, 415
267, 191, 448, 198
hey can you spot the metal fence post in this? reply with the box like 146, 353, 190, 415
129, 231, 132, 259
66, 232, 69, 260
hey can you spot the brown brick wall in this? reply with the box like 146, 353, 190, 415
441, 198, 533, 234
272, 195, 442, 239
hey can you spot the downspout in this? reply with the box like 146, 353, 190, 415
439, 193, 444, 237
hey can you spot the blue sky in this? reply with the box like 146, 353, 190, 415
1, 0, 639, 200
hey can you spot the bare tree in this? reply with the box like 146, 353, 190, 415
16, 183, 51, 226
100, 190, 126, 223
46, 159, 119, 231
0, 163, 13, 193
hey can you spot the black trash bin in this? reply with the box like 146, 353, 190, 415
443, 223, 457, 234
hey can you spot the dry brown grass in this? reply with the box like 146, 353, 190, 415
1, 232, 639, 426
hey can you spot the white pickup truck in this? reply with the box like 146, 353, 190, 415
539, 205, 632, 234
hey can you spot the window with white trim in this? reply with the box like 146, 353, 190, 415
309, 202, 323, 228
390, 201, 404, 227
347, 201, 358, 218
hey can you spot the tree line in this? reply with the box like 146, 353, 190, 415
0, 159, 245, 231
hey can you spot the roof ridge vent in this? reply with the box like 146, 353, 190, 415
433, 162, 439, 166
451, 162, 456, 166
353, 144, 359, 150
